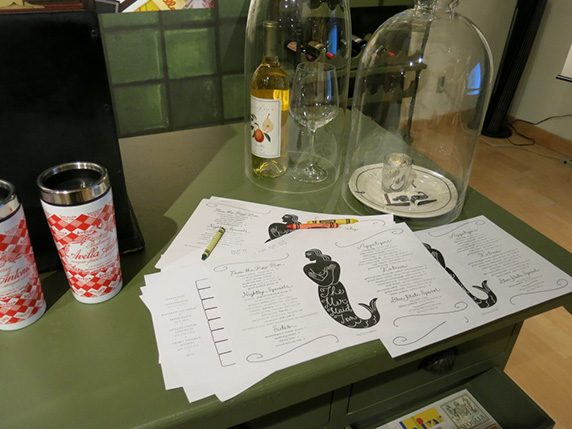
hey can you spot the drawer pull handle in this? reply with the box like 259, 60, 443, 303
419, 347, 457, 374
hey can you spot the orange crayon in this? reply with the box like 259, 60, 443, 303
286, 223, 339, 230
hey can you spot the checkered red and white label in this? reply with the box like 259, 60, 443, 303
41, 190, 122, 304
0, 207, 46, 330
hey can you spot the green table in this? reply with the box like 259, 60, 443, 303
1, 124, 569, 428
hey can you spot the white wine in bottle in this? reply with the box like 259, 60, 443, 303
250, 20, 289, 179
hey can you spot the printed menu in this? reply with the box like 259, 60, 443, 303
414, 216, 571, 321
140, 197, 572, 404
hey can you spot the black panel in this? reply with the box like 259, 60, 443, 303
482, 0, 547, 138
0, 10, 144, 272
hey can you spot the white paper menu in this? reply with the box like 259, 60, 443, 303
141, 197, 572, 405
141, 261, 274, 402
156, 196, 394, 269
414, 216, 572, 322
205, 221, 475, 364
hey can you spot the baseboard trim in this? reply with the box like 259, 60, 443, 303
508, 116, 572, 158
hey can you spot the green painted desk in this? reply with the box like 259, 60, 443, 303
1, 124, 569, 428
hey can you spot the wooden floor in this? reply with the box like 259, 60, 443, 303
469, 129, 572, 428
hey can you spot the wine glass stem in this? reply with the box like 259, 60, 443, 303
308, 128, 316, 165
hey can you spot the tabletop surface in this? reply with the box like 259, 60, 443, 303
1, 123, 570, 429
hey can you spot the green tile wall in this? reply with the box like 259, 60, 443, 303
114, 84, 170, 135
218, 19, 246, 74
100, 0, 249, 137
105, 28, 164, 84
169, 76, 222, 128
164, 28, 217, 78
218, 0, 249, 18
222, 74, 245, 120
99, 0, 409, 137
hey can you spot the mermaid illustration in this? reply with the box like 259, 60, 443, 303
423, 243, 497, 308
266, 214, 300, 242
303, 249, 380, 329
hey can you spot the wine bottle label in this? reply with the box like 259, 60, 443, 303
250, 95, 282, 158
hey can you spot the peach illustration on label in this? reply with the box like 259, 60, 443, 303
250, 114, 272, 143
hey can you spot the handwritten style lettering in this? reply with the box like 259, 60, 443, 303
303, 249, 379, 329
0, 265, 31, 285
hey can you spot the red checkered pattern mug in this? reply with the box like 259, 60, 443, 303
38, 162, 122, 304
0, 180, 46, 330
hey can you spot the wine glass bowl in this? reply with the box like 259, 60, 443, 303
289, 62, 339, 183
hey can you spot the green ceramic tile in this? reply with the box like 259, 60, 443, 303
222, 74, 246, 120
218, 0, 249, 18
168, 77, 221, 128
99, 11, 159, 29
161, 8, 213, 26
113, 84, 169, 136
164, 28, 217, 79
104, 29, 164, 84
218, 19, 246, 74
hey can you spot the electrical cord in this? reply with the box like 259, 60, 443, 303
480, 136, 565, 160
507, 113, 572, 147
480, 113, 572, 165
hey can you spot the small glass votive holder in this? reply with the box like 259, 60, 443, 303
382, 153, 413, 193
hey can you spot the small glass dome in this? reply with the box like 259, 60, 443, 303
342, 0, 493, 228
244, 0, 351, 193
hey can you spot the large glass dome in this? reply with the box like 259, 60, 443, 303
342, 0, 493, 228
245, 0, 351, 193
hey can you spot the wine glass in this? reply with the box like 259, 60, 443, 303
289, 62, 339, 183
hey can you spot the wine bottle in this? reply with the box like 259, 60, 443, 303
250, 21, 290, 179
351, 34, 367, 57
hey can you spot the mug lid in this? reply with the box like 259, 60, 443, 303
37, 162, 110, 206
0, 180, 19, 220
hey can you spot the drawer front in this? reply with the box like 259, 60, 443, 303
239, 392, 332, 429
351, 368, 553, 429
347, 324, 517, 419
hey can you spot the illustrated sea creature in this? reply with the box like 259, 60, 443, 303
303, 249, 379, 329
423, 243, 497, 308
266, 214, 299, 242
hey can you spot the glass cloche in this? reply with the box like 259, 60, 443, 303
342, 0, 493, 228
245, 0, 351, 193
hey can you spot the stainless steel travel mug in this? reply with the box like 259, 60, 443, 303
0, 180, 46, 330
37, 162, 122, 304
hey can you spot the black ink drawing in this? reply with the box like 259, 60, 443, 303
386, 191, 437, 207
266, 214, 300, 242
303, 249, 380, 329
442, 393, 490, 428
423, 243, 497, 308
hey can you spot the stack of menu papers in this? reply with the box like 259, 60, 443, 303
140, 197, 571, 403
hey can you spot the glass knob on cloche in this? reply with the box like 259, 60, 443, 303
342, 0, 493, 228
